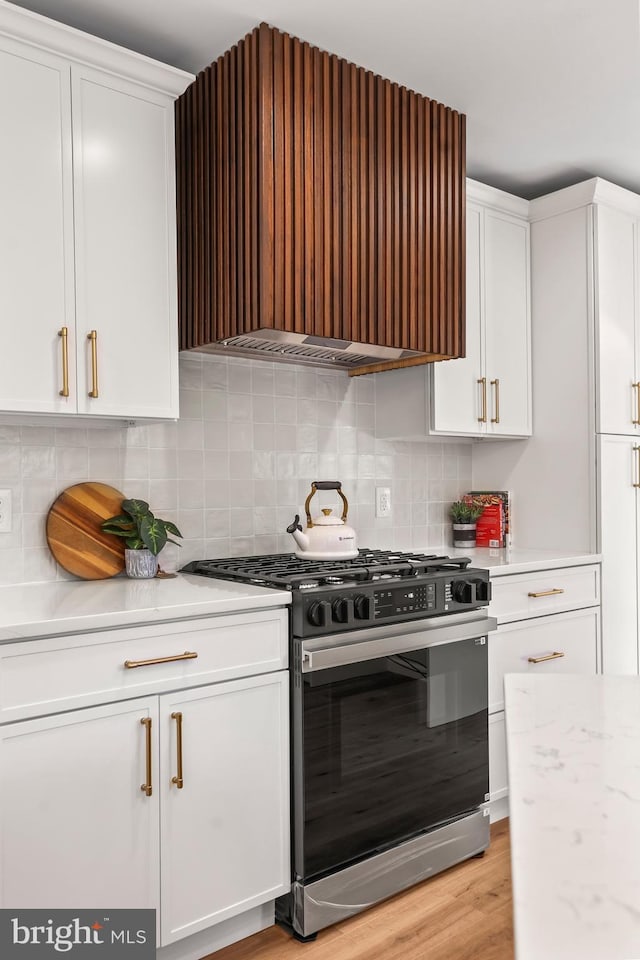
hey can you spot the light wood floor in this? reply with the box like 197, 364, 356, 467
209, 820, 514, 960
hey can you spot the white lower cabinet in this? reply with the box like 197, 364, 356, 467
0, 613, 290, 949
160, 674, 289, 946
488, 565, 601, 821
0, 697, 159, 910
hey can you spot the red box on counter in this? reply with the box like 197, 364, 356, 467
462, 494, 505, 548
474, 503, 503, 548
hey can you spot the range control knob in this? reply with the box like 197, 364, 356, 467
472, 578, 491, 603
307, 600, 331, 627
451, 579, 475, 604
353, 594, 374, 620
332, 597, 353, 624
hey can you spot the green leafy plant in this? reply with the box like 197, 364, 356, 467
450, 500, 484, 524
101, 499, 183, 556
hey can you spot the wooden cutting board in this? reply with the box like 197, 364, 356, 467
46, 482, 127, 580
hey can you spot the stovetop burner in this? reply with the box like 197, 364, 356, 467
182, 549, 472, 590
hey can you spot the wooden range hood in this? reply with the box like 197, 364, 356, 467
176, 23, 466, 376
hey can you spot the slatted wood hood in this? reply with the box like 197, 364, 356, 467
176, 23, 466, 376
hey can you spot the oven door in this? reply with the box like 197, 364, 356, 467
293, 613, 496, 882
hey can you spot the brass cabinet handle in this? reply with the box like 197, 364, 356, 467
124, 651, 198, 669
527, 588, 565, 598
58, 327, 69, 397
87, 330, 99, 398
477, 377, 487, 423
490, 378, 500, 423
171, 711, 184, 789
634, 446, 640, 489
140, 717, 152, 797
633, 383, 640, 425
527, 651, 565, 664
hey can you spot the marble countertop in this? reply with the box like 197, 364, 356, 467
504, 673, 640, 960
447, 547, 601, 576
0, 574, 291, 643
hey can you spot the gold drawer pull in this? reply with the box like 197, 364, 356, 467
527, 588, 565, 598
490, 378, 500, 424
477, 377, 487, 423
58, 327, 69, 397
634, 446, 640, 489
124, 651, 198, 669
528, 651, 565, 664
633, 383, 640, 425
171, 711, 184, 789
87, 330, 99, 398
140, 717, 152, 797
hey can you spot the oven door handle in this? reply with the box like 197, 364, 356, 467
300, 616, 497, 672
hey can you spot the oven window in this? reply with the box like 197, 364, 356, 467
301, 636, 488, 880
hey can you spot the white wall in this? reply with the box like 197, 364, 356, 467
0, 355, 472, 585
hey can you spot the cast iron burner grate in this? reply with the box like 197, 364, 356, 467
181, 550, 472, 590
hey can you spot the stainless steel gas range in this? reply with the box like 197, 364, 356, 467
183, 549, 497, 941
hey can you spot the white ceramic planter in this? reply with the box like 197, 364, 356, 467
125, 548, 158, 579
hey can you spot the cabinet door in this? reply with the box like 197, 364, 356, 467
595, 206, 637, 434
0, 38, 76, 413
484, 210, 531, 436
488, 711, 508, 817
0, 697, 159, 909
159, 672, 289, 946
431, 202, 485, 435
598, 434, 639, 674
72, 66, 178, 418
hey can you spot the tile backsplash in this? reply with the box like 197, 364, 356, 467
0, 355, 472, 585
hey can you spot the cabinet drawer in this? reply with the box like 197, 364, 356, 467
0, 609, 288, 722
490, 564, 599, 623
489, 607, 598, 714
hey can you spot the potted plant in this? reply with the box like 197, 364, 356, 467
450, 500, 484, 548
101, 498, 183, 579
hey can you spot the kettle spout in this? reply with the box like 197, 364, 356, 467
286, 514, 309, 552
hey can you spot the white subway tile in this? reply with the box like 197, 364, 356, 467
205, 509, 230, 539
22, 445, 55, 479
252, 395, 275, 423
178, 478, 205, 509
251, 366, 275, 396
274, 368, 297, 397
228, 422, 253, 451
202, 391, 228, 421
229, 394, 252, 422
202, 358, 228, 390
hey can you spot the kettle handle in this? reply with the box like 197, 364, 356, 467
304, 481, 349, 526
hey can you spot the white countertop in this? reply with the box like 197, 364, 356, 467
504, 673, 640, 960
448, 547, 601, 576
0, 574, 291, 642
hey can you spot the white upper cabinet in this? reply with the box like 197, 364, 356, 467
376, 181, 531, 440
0, 39, 75, 413
594, 204, 639, 434
0, 4, 192, 419
482, 208, 531, 436
72, 67, 179, 418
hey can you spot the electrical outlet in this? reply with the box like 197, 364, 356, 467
0, 489, 12, 533
375, 486, 392, 518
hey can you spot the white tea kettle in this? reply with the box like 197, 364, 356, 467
286, 481, 358, 560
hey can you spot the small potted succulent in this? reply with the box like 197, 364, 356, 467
101, 498, 183, 579
450, 500, 484, 548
